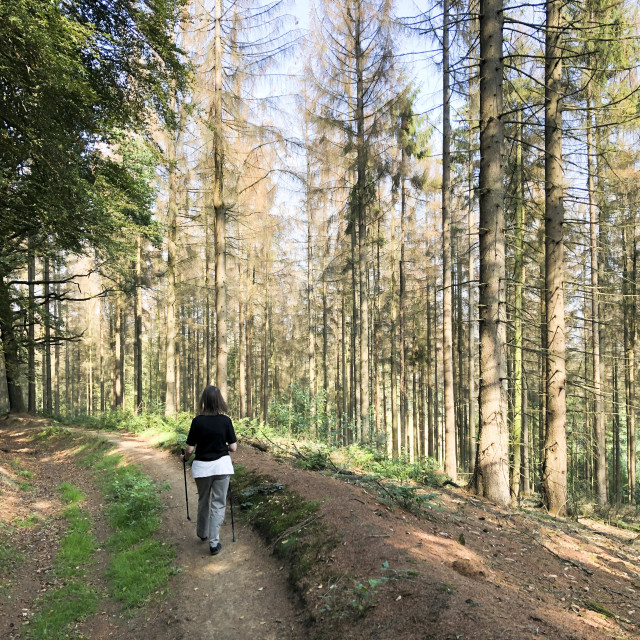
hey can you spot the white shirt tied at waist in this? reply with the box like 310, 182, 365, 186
191, 454, 234, 479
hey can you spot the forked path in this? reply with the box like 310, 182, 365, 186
100, 431, 304, 640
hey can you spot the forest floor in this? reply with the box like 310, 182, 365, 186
1, 414, 640, 640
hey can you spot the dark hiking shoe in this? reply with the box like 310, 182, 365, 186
210, 542, 222, 556
199, 536, 207, 541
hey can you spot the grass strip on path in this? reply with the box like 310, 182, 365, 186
73, 435, 178, 610
23, 425, 178, 639
26, 483, 98, 639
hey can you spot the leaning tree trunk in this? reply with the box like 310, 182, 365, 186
472, 0, 510, 505
542, 0, 568, 516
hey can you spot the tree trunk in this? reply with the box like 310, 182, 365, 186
246, 290, 253, 419
442, 0, 457, 481
467, 58, 477, 475
100, 298, 105, 413
585, 89, 607, 506
113, 294, 124, 409
213, 0, 227, 399
400, 172, 409, 459
391, 206, 399, 457
54, 271, 60, 415
351, 211, 359, 435
623, 219, 637, 503
261, 298, 270, 423
512, 108, 524, 502
28, 245, 36, 412
239, 272, 247, 418
307, 134, 316, 399
165, 121, 178, 414
472, 0, 510, 504
614, 356, 621, 505
135, 236, 144, 412
542, 0, 568, 516
43, 255, 52, 413
355, 3, 369, 442
0, 276, 26, 412
205, 204, 213, 385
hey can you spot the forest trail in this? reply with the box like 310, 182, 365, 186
95, 429, 304, 640
3, 416, 640, 640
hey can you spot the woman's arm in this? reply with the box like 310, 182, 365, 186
182, 445, 195, 460
228, 442, 237, 453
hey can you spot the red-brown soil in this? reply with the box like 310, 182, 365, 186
1, 414, 639, 640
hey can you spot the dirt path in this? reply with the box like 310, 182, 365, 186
3, 416, 640, 640
98, 430, 305, 640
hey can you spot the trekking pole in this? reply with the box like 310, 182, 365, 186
228, 480, 236, 542
181, 449, 191, 521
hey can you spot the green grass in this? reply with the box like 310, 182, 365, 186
55, 504, 96, 577
14, 514, 39, 528
30, 423, 73, 442
25, 484, 99, 638
106, 540, 177, 608
0, 534, 21, 574
72, 433, 177, 609
57, 482, 86, 503
8, 460, 33, 479
22, 426, 179, 625
27, 582, 98, 639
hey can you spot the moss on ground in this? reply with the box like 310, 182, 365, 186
233, 465, 337, 600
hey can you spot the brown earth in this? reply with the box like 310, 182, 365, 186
1, 414, 640, 640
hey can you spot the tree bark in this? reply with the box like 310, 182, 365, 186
623, 217, 637, 503
512, 108, 524, 502
43, 255, 52, 413
213, 0, 227, 400
442, 0, 457, 481
0, 276, 26, 412
472, 0, 510, 505
165, 122, 178, 414
355, 2, 369, 441
113, 294, 124, 409
391, 204, 399, 457
306, 124, 316, 400
542, 0, 568, 516
135, 236, 144, 412
28, 244, 36, 412
586, 89, 607, 506
467, 54, 477, 475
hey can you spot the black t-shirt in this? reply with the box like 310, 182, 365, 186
186, 414, 237, 461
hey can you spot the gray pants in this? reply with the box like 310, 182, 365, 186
195, 474, 230, 545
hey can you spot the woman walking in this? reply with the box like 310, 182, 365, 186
182, 385, 237, 555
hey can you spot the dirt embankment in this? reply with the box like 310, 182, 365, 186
2, 415, 640, 640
